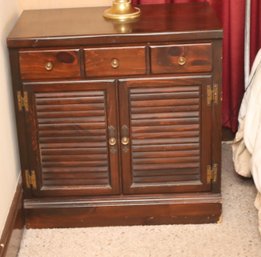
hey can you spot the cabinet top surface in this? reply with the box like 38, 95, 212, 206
7, 3, 222, 48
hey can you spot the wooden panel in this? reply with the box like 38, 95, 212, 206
24, 193, 222, 228
151, 43, 212, 74
84, 46, 146, 77
211, 40, 222, 193
119, 78, 212, 194
7, 4, 222, 48
19, 49, 81, 80
23, 82, 120, 196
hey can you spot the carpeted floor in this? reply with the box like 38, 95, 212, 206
18, 143, 261, 257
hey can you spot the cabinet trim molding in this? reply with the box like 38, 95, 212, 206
24, 193, 222, 228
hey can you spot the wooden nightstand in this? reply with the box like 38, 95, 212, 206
7, 3, 223, 228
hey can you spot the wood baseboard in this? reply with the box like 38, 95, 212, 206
0, 181, 24, 257
24, 193, 222, 228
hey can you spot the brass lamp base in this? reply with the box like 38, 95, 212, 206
103, 0, 141, 21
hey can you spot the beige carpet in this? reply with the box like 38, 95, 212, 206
18, 143, 261, 257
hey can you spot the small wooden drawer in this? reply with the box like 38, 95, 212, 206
19, 49, 81, 80
150, 43, 212, 74
84, 46, 146, 77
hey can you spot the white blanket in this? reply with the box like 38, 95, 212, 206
232, 48, 261, 234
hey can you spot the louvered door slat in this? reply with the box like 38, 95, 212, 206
132, 143, 199, 152
24, 82, 119, 196
120, 78, 212, 194
131, 118, 199, 126
131, 105, 199, 114
132, 124, 199, 133
36, 103, 105, 112
38, 123, 107, 130
133, 150, 200, 158
39, 128, 106, 137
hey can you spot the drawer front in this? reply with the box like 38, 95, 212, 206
151, 43, 212, 74
19, 49, 81, 80
84, 46, 146, 77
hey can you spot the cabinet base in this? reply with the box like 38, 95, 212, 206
24, 193, 222, 228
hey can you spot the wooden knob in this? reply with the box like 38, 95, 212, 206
45, 62, 54, 71
178, 56, 186, 66
111, 58, 119, 69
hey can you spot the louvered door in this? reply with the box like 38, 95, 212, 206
23, 81, 120, 196
119, 77, 213, 194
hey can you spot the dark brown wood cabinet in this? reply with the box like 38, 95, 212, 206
7, 3, 223, 228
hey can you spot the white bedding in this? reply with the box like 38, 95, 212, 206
232, 48, 261, 234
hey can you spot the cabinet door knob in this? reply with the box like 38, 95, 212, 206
45, 61, 54, 71
111, 58, 120, 69
178, 56, 186, 66
121, 137, 129, 145
109, 137, 117, 146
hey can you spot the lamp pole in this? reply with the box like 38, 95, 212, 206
103, 0, 141, 20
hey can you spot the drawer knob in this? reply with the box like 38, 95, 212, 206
121, 137, 129, 145
45, 62, 54, 71
111, 58, 120, 69
109, 137, 117, 146
178, 56, 186, 66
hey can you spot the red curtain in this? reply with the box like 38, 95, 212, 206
133, 0, 247, 132
222, 0, 245, 132
250, 0, 261, 67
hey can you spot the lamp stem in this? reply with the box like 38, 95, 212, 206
103, 0, 140, 21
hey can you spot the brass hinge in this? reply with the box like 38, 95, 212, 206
17, 91, 29, 112
207, 164, 218, 184
207, 84, 219, 105
25, 170, 37, 189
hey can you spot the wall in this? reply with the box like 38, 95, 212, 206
0, 0, 21, 235
19, 0, 111, 10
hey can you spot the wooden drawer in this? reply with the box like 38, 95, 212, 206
84, 46, 146, 77
150, 43, 212, 74
19, 49, 81, 80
